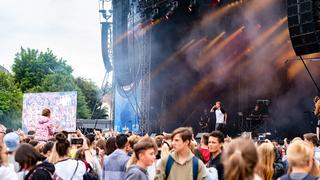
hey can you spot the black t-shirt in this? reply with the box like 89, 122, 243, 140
207, 153, 224, 180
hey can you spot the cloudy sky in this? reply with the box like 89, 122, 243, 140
0, 0, 110, 86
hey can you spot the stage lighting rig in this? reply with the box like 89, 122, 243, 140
188, 0, 197, 12
165, 1, 178, 19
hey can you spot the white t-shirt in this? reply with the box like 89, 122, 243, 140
215, 109, 225, 124
55, 159, 86, 180
0, 165, 18, 180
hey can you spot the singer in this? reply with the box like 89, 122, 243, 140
210, 101, 227, 131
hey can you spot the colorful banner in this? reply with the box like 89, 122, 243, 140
22, 91, 77, 132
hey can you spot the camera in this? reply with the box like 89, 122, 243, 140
71, 138, 83, 145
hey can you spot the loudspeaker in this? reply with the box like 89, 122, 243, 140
287, 0, 320, 56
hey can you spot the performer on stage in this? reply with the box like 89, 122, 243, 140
199, 109, 210, 132
314, 96, 320, 139
210, 101, 227, 131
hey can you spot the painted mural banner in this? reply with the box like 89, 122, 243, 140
22, 91, 77, 132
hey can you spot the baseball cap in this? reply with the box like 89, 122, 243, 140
4, 132, 20, 152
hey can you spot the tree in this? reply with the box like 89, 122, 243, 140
75, 77, 108, 119
12, 47, 91, 119
0, 72, 22, 128
32, 73, 91, 119
12, 47, 72, 92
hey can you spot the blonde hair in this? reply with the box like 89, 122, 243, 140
256, 142, 275, 180
48, 143, 60, 164
128, 135, 141, 149
287, 140, 313, 168
222, 138, 258, 180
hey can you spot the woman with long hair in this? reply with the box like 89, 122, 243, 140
222, 138, 261, 180
53, 133, 94, 179
15, 143, 54, 180
256, 142, 275, 180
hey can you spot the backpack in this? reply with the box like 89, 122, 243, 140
27, 166, 63, 180
165, 155, 198, 180
83, 162, 99, 180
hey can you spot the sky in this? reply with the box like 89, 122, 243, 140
0, 0, 111, 86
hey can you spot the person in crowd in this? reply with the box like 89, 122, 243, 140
103, 134, 130, 180
127, 135, 143, 168
155, 127, 206, 180
304, 133, 320, 163
127, 134, 141, 157
4, 132, 20, 172
75, 147, 99, 180
105, 136, 117, 156
42, 141, 54, 160
207, 131, 224, 180
314, 96, 320, 139
96, 139, 107, 168
210, 101, 227, 131
53, 133, 90, 179
160, 133, 172, 159
154, 135, 163, 160
34, 108, 54, 142
29, 140, 39, 147
125, 136, 158, 180
222, 138, 261, 180
15, 143, 54, 180
0, 124, 7, 143
256, 141, 275, 180
0, 143, 18, 180
303, 133, 320, 176
190, 140, 205, 163
148, 135, 164, 180
86, 133, 103, 180
279, 140, 318, 180
198, 133, 210, 164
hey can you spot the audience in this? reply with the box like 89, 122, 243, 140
222, 137, 260, 180
3, 120, 320, 180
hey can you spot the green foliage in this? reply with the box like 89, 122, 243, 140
12, 47, 72, 92
0, 72, 22, 128
12, 47, 92, 119
75, 77, 108, 119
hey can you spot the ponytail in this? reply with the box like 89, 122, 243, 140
222, 138, 258, 180
224, 150, 253, 180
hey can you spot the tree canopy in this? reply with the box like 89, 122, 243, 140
0, 72, 22, 128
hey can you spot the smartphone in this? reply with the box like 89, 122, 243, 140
71, 138, 83, 145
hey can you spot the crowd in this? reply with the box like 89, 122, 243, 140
0, 109, 320, 180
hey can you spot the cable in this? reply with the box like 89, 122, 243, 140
93, 71, 109, 129
299, 56, 320, 93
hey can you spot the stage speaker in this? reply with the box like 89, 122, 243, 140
287, 0, 320, 56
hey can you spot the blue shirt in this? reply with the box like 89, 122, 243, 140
103, 149, 130, 180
